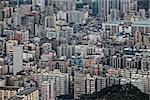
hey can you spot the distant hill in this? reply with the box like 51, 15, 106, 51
80, 84, 149, 100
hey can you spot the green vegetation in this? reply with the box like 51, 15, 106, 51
80, 84, 149, 100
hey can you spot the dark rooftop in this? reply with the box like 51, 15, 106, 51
17, 88, 37, 96
8, 96, 23, 100
0, 86, 20, 91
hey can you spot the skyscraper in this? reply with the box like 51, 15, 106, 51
31, 70, 69, 99
85, 74, 96, 94
120, 0, 130, 14
98, 0, 110, 21
109, 0, 120, 10
110, 9, 119, 20
129, 0, 137, 14
42, 81, 55, 100
74, 72, 85, 99
91, 0, 98, 16
13, 45, 23, 75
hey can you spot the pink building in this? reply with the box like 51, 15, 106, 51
49, 59, 69, 73
21, 5, 32, 15
3, 7, 13, 18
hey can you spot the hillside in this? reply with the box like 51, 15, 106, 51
80, 84, 149, 100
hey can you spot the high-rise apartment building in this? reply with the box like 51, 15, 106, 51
13, 45, 23, 75
110, 9, 119, 20
85, 74, 96, 94
47, 0, 76, 11
91, 0, 98, 16
45, 16, 56, 29
96, 77, 107, 92
0, 86, 20, 100
9, 88, 39, 100
98, 0, 110, 21
109, 0, 120, 10
134, 31, 142, 44
129, 0, 137, 14
6, 40, 18, 55
74, 72, 85, 99
67, 10, 85, 25
139, 9, 146, 19
31, 69, 69, 99
141, 55, 150, 71
42, 81, 55, 100
120, 0, 130, 14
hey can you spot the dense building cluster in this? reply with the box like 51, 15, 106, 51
0, 0, 149, 100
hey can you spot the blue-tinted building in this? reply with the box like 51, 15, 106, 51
92, 0, 98, 16
69, 54, 85, 70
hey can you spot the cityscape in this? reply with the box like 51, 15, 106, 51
0, 0, 150, 100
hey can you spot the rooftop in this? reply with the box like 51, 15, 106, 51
132, 20, 150, 26
0, 86, 20, 91
103, 20, 150, 26
8, 96, 23, 100
17, 88, 37, 96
